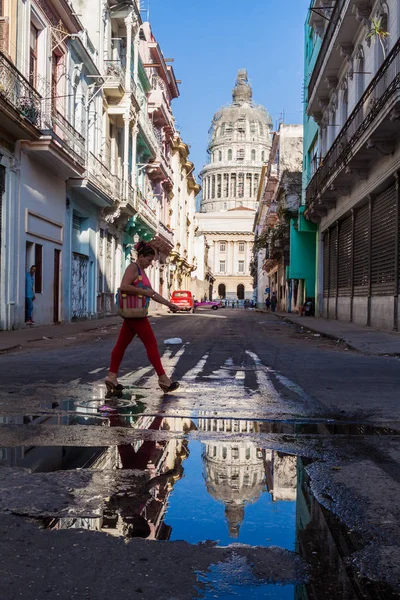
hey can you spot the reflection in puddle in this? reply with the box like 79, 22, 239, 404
1, 404, 400, 599
196, 555, 294, 599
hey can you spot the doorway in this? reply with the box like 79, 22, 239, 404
218, 283, 226, 298
237, 284, 245, 300
53, 249, 61, 322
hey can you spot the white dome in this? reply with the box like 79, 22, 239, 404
200, 70, 272, 213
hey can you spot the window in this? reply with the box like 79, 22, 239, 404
232, 447, 239, 459
250, 121, 256, 134
259, 122, 264, 136
29, 21, 39, 87
309, 136, 319, 177
221, 123, 225, 136
220, 242, 226, 252
211, 175, 215, 198
238, 173, 244, 198
251, 149, 256, 161
218, 150, 222, 161
238, 261, 245, 273
230, 173, 236, 196
217, 174, 222, 198
246, 173, 252, 197
261, 151, 265, 162
34, 244, 43, 293
219, 261, 226, 273
239, 242, 245, 253
237, 148, 244, 161
227, 149, 232, 161
223, 173, 229, 197
52, 52, 63, 112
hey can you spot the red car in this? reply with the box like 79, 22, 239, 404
194, 300, 222, 310
170, 290, 195, 312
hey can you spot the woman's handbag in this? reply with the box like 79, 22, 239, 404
116, 268, 150, 319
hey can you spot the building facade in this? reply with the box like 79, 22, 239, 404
253, 124, 304, 311
197, 70, 272, 301
305, 0, 400, 329
0, 0, 199, 330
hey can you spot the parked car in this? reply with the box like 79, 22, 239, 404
170, 290, 194, 312
194, 300, 222, 311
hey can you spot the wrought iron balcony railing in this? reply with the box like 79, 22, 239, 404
138, 110, 161, 155
0, 51, 41, 126
307, 0, 346, 102
87, 152, 119, 200
104, 60, 125, 89
137, 193, 158, 229
157, 221, 174, 245
42, 108, 86, 167
306, 39, 400, 206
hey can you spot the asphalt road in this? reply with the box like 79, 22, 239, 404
0, 310, 400, 599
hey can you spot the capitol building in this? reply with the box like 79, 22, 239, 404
196, 70, 272, 301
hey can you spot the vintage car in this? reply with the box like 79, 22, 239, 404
170, 290, 195, 312
194, 300, 222, 310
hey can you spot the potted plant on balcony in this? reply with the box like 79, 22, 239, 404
367, 18, 390, 59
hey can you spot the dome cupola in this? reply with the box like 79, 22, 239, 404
232, 69, 252, 105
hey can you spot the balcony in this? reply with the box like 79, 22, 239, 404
148, 87, 173, 127
0, 51, 42, 137
138, 110, 161, 157
306, 39, 400, 216
69, 153, 119, 207
137, 192, 158, 231
103, 60, 125, 97
157, 221, 174, 247
41, 108, 86, 167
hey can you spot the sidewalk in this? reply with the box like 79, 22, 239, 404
0, 316, 123, 353
275, 312, 400, 356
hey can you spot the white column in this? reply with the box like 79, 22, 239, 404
123, 112, 130, 184
133, 30, 139, 85
131, 122, 138, 188
124, 16, 133, 90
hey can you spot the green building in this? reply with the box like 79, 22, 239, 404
288, 11, 321, 304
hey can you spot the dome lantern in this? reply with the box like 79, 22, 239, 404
232, 69, 252, 105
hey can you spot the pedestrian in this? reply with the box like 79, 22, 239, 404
105, 241, 180, 396
265, 295, 271, 311
25, 265, 36, 324
270, 292, 278, 313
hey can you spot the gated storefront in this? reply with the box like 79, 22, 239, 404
71, 252, 88, 319
323, 180, 400, 330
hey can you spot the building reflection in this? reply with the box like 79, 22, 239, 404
0, 390, 195, 541
198, 415, 297, 537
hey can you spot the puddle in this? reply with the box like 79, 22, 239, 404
196, 556, 294, 599
1, 413, 400, 598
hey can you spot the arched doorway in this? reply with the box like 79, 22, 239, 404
218, 283, 226, 298
237, 284, 245, 300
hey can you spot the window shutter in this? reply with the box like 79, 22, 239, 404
328, 227, 337, 297
371, 185, 396, 294
323, 233, 329, 298
353, 204, 369, 295
337, 215, 352, 295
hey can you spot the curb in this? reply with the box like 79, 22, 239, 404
274, 314, 357, 352
0, 318, 121, 355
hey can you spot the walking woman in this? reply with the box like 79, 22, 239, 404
105, 241, 180, 395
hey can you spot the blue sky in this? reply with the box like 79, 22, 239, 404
148, 0, 310, 178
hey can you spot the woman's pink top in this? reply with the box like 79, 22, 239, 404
133, 264, 152, 290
